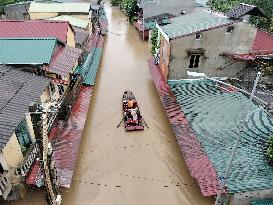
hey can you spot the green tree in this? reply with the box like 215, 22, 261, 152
111, 0, 138, 21
0, 0, 27, 15
266, 134, 273, 165
150, 28, 159, 55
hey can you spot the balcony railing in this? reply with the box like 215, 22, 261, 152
0, 172, 12, 199
16, 142, 40, 176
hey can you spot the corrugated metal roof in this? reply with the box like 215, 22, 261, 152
251, 199, 273, 205
47, 15, 89, 29
46, 46, 82, 77
0, 20, 70, 43
0, 65, 51, 150
169, 79, 273, 194
0, 38, 59, 65
252, 30, 273, 55
83, 48, 102, 85
226, 3, 267, 19
29, 2, 91, 13
161, 11, 233, 39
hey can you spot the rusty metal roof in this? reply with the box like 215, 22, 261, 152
0, 65, 51, 150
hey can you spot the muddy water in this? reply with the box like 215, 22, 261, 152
3, 2, 214, 205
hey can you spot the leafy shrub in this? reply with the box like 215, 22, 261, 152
266, 134, 273, 164
150, 28, 159, 55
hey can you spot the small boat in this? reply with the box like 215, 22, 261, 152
122, 91, 144, 131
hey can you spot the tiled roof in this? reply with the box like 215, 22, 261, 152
161, 11, 233, 39
0, 20, 70, 43
47, 15, 89, 29
169, 79, 273, 193
28, 2, 90, 13
226, 3, 267, 19
46, 46, 82, 77
0, 38, 59, 65
252, 30, 273, 55
0, 66, 50, 150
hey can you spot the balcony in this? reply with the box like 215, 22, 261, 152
16, 142, 40, 176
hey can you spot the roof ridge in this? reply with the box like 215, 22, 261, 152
0, 19, 69, 24
0, 37, 58, 40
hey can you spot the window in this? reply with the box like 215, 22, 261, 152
58, 85, 64, 96
50, 83, 55, 93
195, 33, 201, 40
226, 26, 234, 34
0, 164, 4, 174
189, 54, 201, 68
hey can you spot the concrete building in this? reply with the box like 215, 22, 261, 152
4, 2, 31, 20
0, 66, 50, 200
28, 2, 91, 20
156, 4, 270, 80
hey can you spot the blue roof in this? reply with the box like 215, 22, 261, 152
169, 79, 273, 193
0, 38, 59, 65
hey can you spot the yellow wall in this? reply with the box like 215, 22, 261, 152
40, 87, 51, 104
2, 133, 24, 168
29, 12, 59, 20
67, 26, 76, 48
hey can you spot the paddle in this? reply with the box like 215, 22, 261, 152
116, 118, 124, 128
141, 117, 149, 129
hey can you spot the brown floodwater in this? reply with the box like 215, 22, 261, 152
3, 2, 214, 205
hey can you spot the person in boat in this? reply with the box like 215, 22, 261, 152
127, 98, 134, 108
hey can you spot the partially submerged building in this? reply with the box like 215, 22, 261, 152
156, 4, 270, 80
4, 2, 31, 20
0, 66, 50, 200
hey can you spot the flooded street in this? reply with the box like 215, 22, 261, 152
3, 2, 214, 205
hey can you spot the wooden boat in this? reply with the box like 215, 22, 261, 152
122, 91, 144, 131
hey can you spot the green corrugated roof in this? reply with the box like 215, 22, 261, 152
161, 11, 233, 39
251, 199, 273, 205
84, 48, 102, 85
47, 15, 89, 29
169, 79, 273, 194
0, 38, 58, 65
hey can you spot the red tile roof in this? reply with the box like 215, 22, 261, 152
0, 20, 71, 43
252, 30, 273, 55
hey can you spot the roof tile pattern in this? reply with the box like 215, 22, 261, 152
0, 38, 58, 65
0, 66, 50, 150
47, 46, 82, 77
0, 20, 69, 43
161, 11, 233, 39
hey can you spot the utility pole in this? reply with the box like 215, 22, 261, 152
40, 103, 62, 205
250, 71, 262, 101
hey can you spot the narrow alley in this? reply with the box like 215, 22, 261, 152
3, 2, 213, 205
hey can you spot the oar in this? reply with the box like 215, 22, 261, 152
141, 117, 149, 129
117, 118, 124, 128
